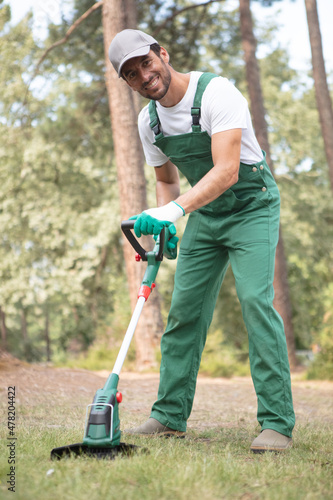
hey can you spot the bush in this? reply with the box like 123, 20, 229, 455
199, 329, 251, 378
306, 309, 333, 381
57, 341, 136, 372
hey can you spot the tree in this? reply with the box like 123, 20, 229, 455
239, 0, 297, 367
0, 306, 7, 350
304, 0, 333, 191
102, 0, 164, 370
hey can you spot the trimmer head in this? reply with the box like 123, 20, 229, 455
50, 222, 174, 462
50, 442, 142, 460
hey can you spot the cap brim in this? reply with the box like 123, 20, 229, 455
118, 45, 151, 77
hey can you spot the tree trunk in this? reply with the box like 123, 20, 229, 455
0, 306, 7, 351
304, 0, 333, 191
91, 244, 109, 325
44, 309, 51, 362
21, 308, 29, 359
102, 0, 164, 370
21, 308, 28, 342
239, 0, 297, 368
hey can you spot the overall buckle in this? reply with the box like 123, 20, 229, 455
191, 107, 201, 126
150, 117, 161, 136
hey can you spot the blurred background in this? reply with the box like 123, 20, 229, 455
0, 0, 332, 380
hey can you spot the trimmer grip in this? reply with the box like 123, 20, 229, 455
121, 220, 165, 261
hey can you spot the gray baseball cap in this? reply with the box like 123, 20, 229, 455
108, 29, 158, 77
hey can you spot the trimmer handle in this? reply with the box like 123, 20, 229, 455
121, 220, 165, 261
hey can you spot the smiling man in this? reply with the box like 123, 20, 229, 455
122, 47, 172, 102
108, 29, 295, 453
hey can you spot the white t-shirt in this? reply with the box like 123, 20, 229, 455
138, 71, 263, 166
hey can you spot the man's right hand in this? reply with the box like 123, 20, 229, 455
153, 223, 179, 251
130, 201, 185, 238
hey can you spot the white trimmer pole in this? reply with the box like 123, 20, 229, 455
112, 296, 146, 376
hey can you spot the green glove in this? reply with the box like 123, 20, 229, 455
130, 201, 185, 238
134, 213, 171, 237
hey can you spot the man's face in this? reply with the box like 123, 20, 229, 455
121, 48, 172, 101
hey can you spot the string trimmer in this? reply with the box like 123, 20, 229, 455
50, 220, 176, 460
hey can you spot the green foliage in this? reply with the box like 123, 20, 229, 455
277, 171, 333, 350
139, 0, 243, 80
210, 266, 248, 351
306, 284, 333, 381
200, 329, 251, 378
0, 0, 332, 379
0, 5, 125, 361
61, 341, 137, 372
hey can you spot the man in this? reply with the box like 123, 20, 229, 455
108, 29, 295, 453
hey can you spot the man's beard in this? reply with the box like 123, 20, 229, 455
140, 64, 172, 101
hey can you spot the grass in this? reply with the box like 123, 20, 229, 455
1, 402, 332, 500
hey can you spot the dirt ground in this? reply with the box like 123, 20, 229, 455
1, 353, 333, 433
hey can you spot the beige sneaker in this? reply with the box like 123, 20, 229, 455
124, 418, 185, 438
250, 429, 292, 453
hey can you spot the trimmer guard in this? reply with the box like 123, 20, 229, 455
50, 442, 141, 460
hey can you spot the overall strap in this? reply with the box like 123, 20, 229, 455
149, 72, 219, 137
191, 72, 219, 132
148, 100, 163, 139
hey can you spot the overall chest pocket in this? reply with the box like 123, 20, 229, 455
155, 131, 214, 187
174, 153, 214, 187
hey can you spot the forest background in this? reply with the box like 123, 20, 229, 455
0, 0, 332, 380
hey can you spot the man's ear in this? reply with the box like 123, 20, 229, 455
160, 47, 170, 64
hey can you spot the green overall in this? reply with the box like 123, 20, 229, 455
148, 73, 295, 437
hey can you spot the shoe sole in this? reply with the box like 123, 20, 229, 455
251, 442, 292, 454
158, 431, 185, 438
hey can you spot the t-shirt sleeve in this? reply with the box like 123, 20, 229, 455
202, 77, 249, 136
138, 106, 169, 167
